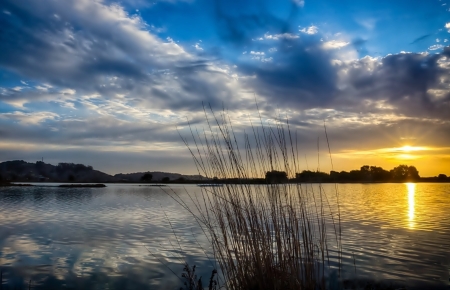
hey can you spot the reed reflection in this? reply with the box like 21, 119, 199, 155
407, 183, 415, 229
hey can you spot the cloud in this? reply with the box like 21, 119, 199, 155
300, 25, 318, 35
0, 111, 59, 125
212, 0, 301, 46
446, 22, 450, 32
0, 0, 246, 113
429, 44, 444, 50
1, 0, 450, 176
338, 48, 450, 120
263, 32, 299, 40
293, 0, 304, 7
193, 43, 203, 50
323, 40, 350, 49
410, 34, 432, 44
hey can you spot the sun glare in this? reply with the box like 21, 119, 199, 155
401, 145, 413, 152
407, 183, 415, 229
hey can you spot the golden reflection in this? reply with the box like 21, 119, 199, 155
407, 183, 415, 229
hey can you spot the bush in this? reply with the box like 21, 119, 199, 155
167, 106, 342, 290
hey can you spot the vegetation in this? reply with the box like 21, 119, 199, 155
297, 164, 422, 183
141, 172, 153, 182
165, 106, 342, 290
265, 170, 288, 183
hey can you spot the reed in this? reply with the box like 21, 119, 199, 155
168, 104, 342, 290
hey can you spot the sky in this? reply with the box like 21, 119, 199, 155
0, 0, 450, 177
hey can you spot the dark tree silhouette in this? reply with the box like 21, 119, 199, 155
391, 165, 420, 181
407, 166, 420, 180
161, 177, 170, 183
140, 172, 153, 182
266, 171, 288, 183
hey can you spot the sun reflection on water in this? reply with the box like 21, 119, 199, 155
407, 183, 415, 229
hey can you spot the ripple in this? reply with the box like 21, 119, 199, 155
1, 183, 450, 289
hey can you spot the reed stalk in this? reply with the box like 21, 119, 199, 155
168, 104, 341, 290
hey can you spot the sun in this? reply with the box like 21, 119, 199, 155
401, 145, 413, 152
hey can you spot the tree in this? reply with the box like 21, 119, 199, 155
438, 174, 447, 180
161, 177, 170, 183
407, 166, 420, 181
68, 174, 75, 182
391, 165, 409, 181
370, 166, 391, 181
140, 172, 153, 182
266, 171, 288, 183
175, 177, 186, 183
391, 165, 420, 181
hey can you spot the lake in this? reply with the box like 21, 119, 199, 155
0, 183, 449, 289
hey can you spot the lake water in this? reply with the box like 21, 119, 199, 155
0, 183, 449, 289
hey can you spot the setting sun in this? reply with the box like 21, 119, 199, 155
401, 145, 413, 152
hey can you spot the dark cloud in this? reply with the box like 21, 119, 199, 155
410, 34, 432, 45
238, 38, 339, 110
213, 0, 300, 46
343, 48, 450, 119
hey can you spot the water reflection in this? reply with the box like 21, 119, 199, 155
1, 183, 450, 289
407, 183, 415, 229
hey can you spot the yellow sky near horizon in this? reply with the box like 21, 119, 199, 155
331, 145, 450, 177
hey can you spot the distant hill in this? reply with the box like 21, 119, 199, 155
0, 160, 206, 183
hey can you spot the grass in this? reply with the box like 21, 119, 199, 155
164, 104, 342, 290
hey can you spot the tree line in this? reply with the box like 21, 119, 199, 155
295, 165, 421, 183
256, 165, 446, 184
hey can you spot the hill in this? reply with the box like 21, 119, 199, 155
0, 160, 205, 183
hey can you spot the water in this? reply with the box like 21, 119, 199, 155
0, 183, 449, 289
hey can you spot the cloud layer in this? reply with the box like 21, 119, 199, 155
1, 0, 449, 175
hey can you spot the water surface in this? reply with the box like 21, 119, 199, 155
0, 183, 449, 289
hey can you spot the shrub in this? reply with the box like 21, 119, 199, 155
167, 105, 342, 290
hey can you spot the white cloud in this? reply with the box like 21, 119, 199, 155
0, 111, 59, 125
445, 39, 449, 43
300, 25, 318, 35
429, 44, 444, 51
323, 40, 350, 49
436, 38, 440, 42
268, 47, 277, 53
193, 43, 203, 51
60, 88, 76, 95
263, 32, 299, 40
250, 51, 265, 55
293, 0, 304, 7
446, 22, 450, 32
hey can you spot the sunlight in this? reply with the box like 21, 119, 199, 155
401, 145, 413, 152
407, 183, 415, 229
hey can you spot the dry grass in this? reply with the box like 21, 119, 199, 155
167, 105, 342, 290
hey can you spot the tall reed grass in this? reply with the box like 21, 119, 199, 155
167, 104, 342, 290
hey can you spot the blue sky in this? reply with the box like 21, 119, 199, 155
1, 0, 450, 176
